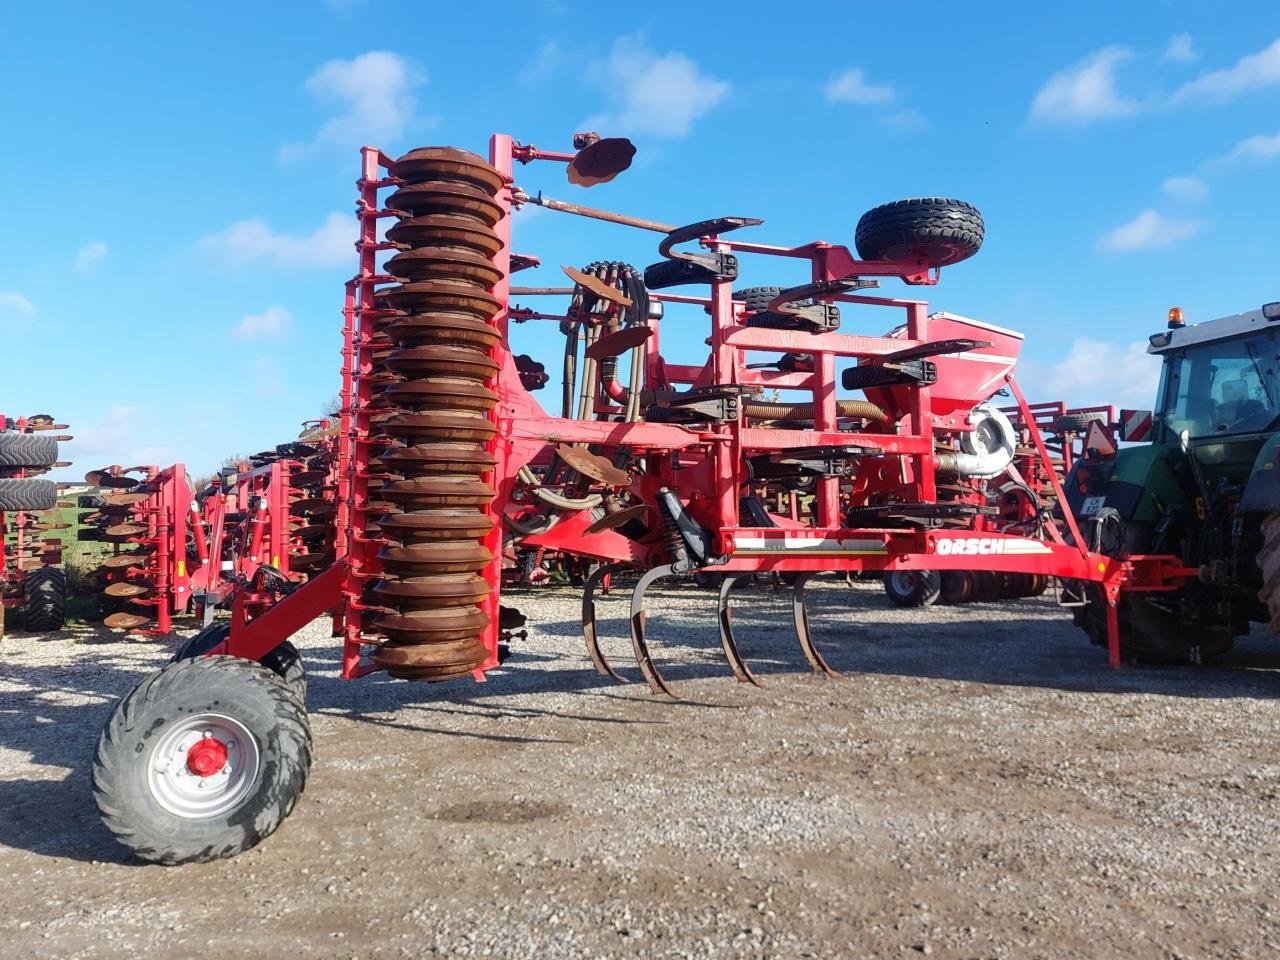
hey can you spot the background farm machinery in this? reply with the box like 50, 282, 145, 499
0, 412, 71, 636
91, 132, 1199, 865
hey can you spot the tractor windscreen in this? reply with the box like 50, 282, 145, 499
1155, 329, 1280, 439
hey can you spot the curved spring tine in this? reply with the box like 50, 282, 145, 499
629, 564, 680, 698
582, 562, 630, 682
791, 573, 839, 677
717, 574, 762, 687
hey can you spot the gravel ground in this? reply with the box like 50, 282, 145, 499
2, 578, 1280, 959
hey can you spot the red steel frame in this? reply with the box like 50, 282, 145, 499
214, 133, 1198, 676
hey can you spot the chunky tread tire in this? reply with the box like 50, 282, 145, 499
883, 570, 941, 608
1053, 412, 1106, 435
22, 566, 66, 632
92, 655, 311, 865
0, 478, 58, 511
174, 623, 307, 705
1256, 513, 1280, 632
854, 198, 984, 268
733, 285, 840, 329
0, 432, 58, 468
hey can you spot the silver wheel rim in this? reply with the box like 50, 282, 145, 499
146, 713, 260, 819
888, 571, 917, 595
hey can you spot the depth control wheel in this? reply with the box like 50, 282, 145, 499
92, 655, 311, 865
883, 570, 941, 608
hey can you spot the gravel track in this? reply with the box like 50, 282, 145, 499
2, 578, 1279, 959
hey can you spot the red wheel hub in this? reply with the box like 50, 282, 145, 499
185, 738, 228, 777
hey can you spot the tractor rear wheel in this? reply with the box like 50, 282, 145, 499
855, 198, 984, 268
92, 655, 311, 865
883, 570, 941, 607
21, 566, 66, 632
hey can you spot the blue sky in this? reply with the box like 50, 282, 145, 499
1, 1, 1278, 478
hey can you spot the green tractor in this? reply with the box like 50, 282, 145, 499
1064, 301, 1280, 662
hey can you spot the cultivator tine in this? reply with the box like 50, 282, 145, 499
629, 564, 679, 698
717, 575, 762, 687
791, 573, 838, 678
581, 562, 629, 681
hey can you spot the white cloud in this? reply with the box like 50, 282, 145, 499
1098, 209, 1205, 252
197, 212, 352, 268
586, 39, 729, 138
1161, 175, 1208, 202
879, 109, 928, 133
62, 406, 175, 473
0, 292, 35, 319
232, 306, 292, 341
1163, 34, 1198, 64
520, 39, 562, 84
1223, 129, 1280, 163
74, 240, 107, 272
1171, 37, 1280, 104
1030, 47, 1138, 124
824, 67, 895, 105
1045, 339, 1163, 408
280, 51, 424, 160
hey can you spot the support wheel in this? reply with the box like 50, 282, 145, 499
92, 655, 312, 865
21, 566, 66, 632
855, 198, 983, 268
883, 570, 941, 608
173, 622, 307, 704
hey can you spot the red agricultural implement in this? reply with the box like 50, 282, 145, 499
90, 133, 1198, 865
0, 413, 71, 637
84, 442, 337, 634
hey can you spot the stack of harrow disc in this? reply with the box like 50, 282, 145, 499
82, 470, 157, 630
286, 448, 337, 576
366, 146, 504, 680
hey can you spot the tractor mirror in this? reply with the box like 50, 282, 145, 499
1263, 301, 1280, 321
1179, 428, 1191, 453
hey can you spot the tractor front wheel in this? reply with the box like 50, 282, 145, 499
1257, 513, 1280, 632
92, 655, 311, 865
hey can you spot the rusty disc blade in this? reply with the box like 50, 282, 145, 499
290, 523, 330, 543
385, 181, 503, 225
385, 246, 503, 288
385, 378, 498, 413
102, 491, 150, 507
289, 552, 331, 572
585, 325, 652, 360
289, 469, 329, 489
290, 498, 335, 518
567, 137, 636, 187
99, 554, 147, 570
377, 281, 500, 320
33, 522, 70, 531
385, 214, 504, 259
555, 444, 631, 487
389, 147, 503, 194
384, 344, 498, 382
585, 503, 650, 534
372, 573, 491, 610
380, 477, 494, 509
104, 582, 151, 599
380, 443, 495, 477
562, 266, 634, 307
377, 509, 495, 543
382, 411, 495, 444
378, 541, 493, 577
369, 605, 490, 644
374, 635, 489, 680
104, 612, 151, 631
104, 523, 148, 540
382, 312, 500, 351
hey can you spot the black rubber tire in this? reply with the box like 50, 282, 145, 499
0, 432, 58, 469
0, 478, 57, 511
939, 570, 974, 605
173, 623, 307, 705
21, 566, 66, 632
1053, 412, 1106, 435
92, 655, 312, 865
733, 285, 840, 329
854, 198, 984, 268
883, 570, 941, 607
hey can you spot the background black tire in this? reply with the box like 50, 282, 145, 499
0, 478, 58, 511
21, 566, 66, 632
0, 432, 58, 469
855, 198, 984, 268
733, 285, 840, 330
174, 623, 307, 704
1053, 412, 1106, 434
883, 570, 941, 607
92, 655, 312, 865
